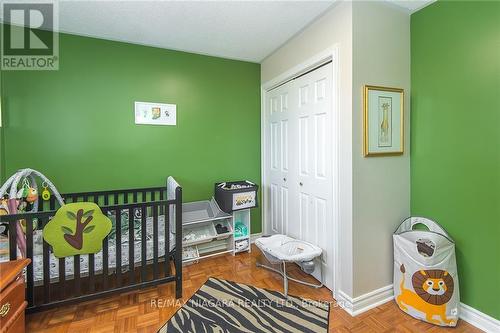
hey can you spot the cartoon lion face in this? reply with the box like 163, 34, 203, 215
412, 269, 454, 305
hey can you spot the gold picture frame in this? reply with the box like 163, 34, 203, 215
363, 85, 404, 157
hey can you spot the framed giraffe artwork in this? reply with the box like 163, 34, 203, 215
363, 85, 404, 156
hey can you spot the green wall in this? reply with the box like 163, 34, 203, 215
0, 32, 262, 233
411, 1, 500, 319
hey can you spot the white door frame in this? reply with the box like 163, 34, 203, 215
260, 45, 341, 298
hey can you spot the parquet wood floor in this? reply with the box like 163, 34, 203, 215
26, 245, 482, 333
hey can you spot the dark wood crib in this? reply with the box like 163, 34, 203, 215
0, 177, 182, 313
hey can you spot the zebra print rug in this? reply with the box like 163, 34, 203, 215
158, 278, 330, 333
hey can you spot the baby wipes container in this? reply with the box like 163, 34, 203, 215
393, 217, 460, 327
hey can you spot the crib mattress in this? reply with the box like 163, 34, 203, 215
0, 215, 175, 283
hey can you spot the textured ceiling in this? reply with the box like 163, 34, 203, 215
56, 0, 336, 63
1, 1, 435, 62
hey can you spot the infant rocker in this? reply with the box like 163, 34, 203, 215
255, 234, 323, 297
393, 217, 460, 327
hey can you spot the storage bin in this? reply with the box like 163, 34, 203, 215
182, 246, 199, 262
182, 198, 230, 225
213, 219, 233, 240
214, 181, 258, 213
198, 239, 229, 255
235, 238, 250, 253
393, 217, 460, 327
182, 222, 216, 246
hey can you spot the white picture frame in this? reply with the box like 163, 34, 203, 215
134, 101, 176, 126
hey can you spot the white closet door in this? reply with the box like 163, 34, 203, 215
265, 62, 333, 290
293, 63, 333, 287
266, 81, 296, 236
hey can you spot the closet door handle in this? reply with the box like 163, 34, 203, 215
283, 178, 287, 182
299, 182, 303, 186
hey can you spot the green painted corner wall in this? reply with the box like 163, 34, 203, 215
0, 31, 262, 233
411, 1, 500, 319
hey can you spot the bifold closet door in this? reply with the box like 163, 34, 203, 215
266, 80, 297, 236
265, 62, 333, 289
293, 63, 333, 287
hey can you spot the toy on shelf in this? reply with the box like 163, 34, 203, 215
234, 221, 248, 238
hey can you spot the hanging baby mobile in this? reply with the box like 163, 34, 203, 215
0, 168, 111, 258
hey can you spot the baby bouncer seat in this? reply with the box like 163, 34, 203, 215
255, 234, 323, 297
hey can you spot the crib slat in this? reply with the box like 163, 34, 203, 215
115, 208, 122, 287
42, 218, 51, 303
153, 204, 159, 280
114, 193, 119, 205
25, 217, 34, 307
89, 254, 95, 293
102, 236, 109, 290
50, 196, 55, 210
124, 192, 128, 204
159, 191, 164, 215
141, 206, 147, 282
133, 192, 137, 203
142, 190, 147, 203
74, 255, 81, 296
128, 208, 134, 284
8, 221, 17, 260
59, 258, 66, 300
165, 203, 170, 277
104, 195, 109, 206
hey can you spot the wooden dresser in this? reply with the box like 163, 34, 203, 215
0, 259, 30, 333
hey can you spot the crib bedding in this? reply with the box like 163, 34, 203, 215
0, 215, 175, 283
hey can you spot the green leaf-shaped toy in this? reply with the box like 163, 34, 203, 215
43, 202, 112, 258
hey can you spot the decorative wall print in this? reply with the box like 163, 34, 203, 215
378, 96, 392, 147
363, 85, 404, 156
135, 101, 176, 126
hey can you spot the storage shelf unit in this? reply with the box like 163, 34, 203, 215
233, 209, 251, 253
181, 198, 234, 264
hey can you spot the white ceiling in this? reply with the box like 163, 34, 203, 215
58, 0, 337, 63
1, 1, 435, 63
387, 0, 435, 12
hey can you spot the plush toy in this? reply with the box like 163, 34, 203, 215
17, 198, 30, 212
0, 197, 9, 216
15, 179, 38, 212
26, 187, 38, 203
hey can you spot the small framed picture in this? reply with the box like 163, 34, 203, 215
363, 85, 404, 156
135, 101, 176, 126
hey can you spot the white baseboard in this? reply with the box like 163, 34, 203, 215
460, 302, 500, 333
336, 284, 500, 332
336, 285, 394, 316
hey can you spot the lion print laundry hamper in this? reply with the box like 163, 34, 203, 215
393, 217, 460, 327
